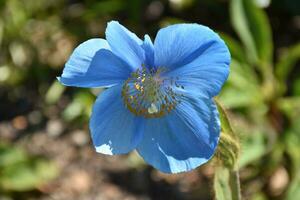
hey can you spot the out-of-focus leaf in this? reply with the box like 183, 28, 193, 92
0, 0, 5, 9
284, 120, 300, 176
45, 80, 65, 104
239, 131, 266, 167
76, 91, 96, 117
62, 90, 95, 121
286, 174, 300, 200
276, 97, 300, 120
219, 59, 263, 108
220, 87, 261, 108
293, 79, 300, 96
84, 0, 125, 19
263, 142, 284, 173
2, 66, 27, 86
251, 192, 268, 200
0, 143, 27, 167
62, 100, 83, 121
0, 19, 3, 46
169, 0, 195, 10
253, 0, 271, 8
284, 130, 300, 176
5, 0, 28, 37
230, 0, 273, 66
275, 43, 300, 82
0, 65, 11, 83
230, 0, 257, 63
0, 159, 58, 191
219, 33, 247, 63
9, 42, 30, 67
0, 143, 58, 191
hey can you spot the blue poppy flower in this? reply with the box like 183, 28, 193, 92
58, 21, 230, 173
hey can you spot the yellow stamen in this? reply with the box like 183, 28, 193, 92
121, 65, 184, 118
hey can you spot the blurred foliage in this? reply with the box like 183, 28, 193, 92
218, 0, 300, 199
0, 0, 299, 199
0, 143, 58, 192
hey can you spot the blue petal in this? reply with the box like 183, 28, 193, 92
105, 21, 145, 70
154, 24, 230, 97
154, 23, 229, 69
136, 97, 220, 173
166, 64, 229, 98
142, 34, 154, 68
59, 39, 132, 88
90, 85, 144, 155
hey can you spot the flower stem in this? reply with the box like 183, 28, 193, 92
229, 170, 241, 200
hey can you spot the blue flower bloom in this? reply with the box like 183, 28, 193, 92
58, 21, 230, 173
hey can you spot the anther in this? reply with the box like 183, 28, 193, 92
122, 66, 184, 118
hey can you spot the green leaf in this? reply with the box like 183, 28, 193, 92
275, 43, 300, 82
62, 90, 95, 121
253, 0, 271, 8
284, 122, 300, 176
251, 192, 268, 200
62, 99, 83, 121
5, 0, 28, 37
0, 159, 58, 191
169, 0, 195, 10
0, 143, 27, 167
219, 59, 262, 108
0, 143, 58, 191
286, 174, 300, 200
83, 0, 125, 20
293, 78, 300, 96
0, 19, 3, 46
239, 131, 267, 167
230, 0, 273, 66
276, 97, 300, 121
45, 80, 65, 104
285, 132, 300, 176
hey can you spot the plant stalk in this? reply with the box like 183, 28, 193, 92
229, 170, 241, 200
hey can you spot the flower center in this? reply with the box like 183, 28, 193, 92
122, 66, 184, 118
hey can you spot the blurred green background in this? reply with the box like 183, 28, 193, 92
0, 0, 299, 199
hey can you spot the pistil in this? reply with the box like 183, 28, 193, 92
122, 66, 184, 118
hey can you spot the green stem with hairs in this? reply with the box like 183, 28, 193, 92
230, 170, 242, 200
214, 99, 242, 200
